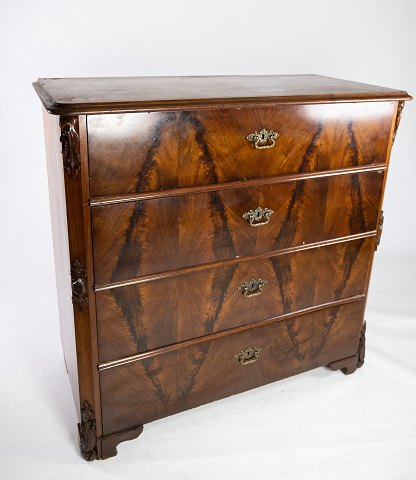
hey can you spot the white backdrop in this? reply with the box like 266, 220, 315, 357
0, 1, 415, 479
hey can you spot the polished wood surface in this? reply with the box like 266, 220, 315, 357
100, 301, 365, 435
100, 424, 144, 460
327, 322, 366, 375
42, 112, 80, 411
34, 75, 411, 460
88, 102, 393, 196
33, 75, 411, 114
42, 113, 103, 458
89, 165, 385, 206
96, 237, 374, 361
92, 170, 383, 285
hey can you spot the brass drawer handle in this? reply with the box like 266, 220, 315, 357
243, 206, 274, 227
247, 128, 279, 149
235, 347, 262, 365
238, 278, 267, 298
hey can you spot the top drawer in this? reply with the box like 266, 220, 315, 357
87, 102, 394, 197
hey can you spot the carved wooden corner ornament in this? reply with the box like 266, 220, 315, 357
71, 260, 88, 311
59, 116, 80, 179
357, 322, 366, 368
392, 101, 405, 144
327, 322, 366, 375
375, 210, 384, 251
78, 402, 143, 461
78, 401, 97, 461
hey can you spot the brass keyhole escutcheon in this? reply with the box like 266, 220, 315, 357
234, 347, 262, 365
243, 207, 274, 227
238, 278, 267, 298
247, 128, 279, 149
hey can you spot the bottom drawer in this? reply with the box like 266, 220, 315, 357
100, 300, 365, 435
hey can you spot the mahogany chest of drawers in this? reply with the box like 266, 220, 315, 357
34, 75, 411, 460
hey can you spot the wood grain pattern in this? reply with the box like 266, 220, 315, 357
100, 300, 365, 435
327, 322, 366, 375
96, 237, 374, 361
42, 111, 80, 412
32, 75, 411, 115
43, 113, 103, 454
100, 424, 144, 460
78, 115, 103, 448
92, 170, 384, 285
34, 74, 411, 460
88, 102, 394, 196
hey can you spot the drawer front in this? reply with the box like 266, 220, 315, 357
100, 300, 365, 435
96, 237, 374, 361
88, 102, 394, 197
92, 170, 383, 285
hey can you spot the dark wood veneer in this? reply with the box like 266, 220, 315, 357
98, 296, 366, 369
100, 301, 365, 435
34, 75, 410, 460
89, 165, 386, 206
328, 322, 366, 375
92, 170, 384, 284
33, 75, 411, 115
87, 102, 393, 197
96, 237, 375, 361
42, 113, 102, 459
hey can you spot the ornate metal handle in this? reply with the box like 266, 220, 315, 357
243, 207, 274, 227
247, 128, 279, 149
235, 347, 262, 365
238, 278, 267, 298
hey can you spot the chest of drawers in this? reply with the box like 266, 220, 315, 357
34, 75, 411, 460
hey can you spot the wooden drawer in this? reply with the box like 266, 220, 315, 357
96, 237, 374, 361
88, 102, 394, 197
99, 300, 365, 435
92, 170, 383, 285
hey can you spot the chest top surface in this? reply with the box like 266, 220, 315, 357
33, 75, 411, 115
